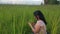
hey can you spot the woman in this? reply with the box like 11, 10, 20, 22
28, 10, 47, 34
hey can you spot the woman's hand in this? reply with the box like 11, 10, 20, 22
31, 23, 35, 27
28, 22, 35, 27
28, 22, 40, 33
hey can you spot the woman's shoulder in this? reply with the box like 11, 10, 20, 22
37, 20, 44, 23
37, 20, 45, 26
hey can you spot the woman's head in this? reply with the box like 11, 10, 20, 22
33, 10, 47, 25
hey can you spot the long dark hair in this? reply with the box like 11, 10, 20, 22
34, 10, 47, 25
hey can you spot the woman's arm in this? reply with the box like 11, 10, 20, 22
28, 23, 40, 33
31, 23, 35, 27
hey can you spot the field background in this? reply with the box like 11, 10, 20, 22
0, 5, 60, 34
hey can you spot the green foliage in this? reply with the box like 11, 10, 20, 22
0, 5, 60, 34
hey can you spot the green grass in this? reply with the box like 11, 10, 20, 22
0, 5, 60, 34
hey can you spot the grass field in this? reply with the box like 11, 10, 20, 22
0, 5, 60, 34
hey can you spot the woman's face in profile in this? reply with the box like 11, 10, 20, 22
34, 16, 38, 20
34, 15, 40, 20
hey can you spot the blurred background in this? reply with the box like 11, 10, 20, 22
0, 0, 60, 5
0, 0, 60, 34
